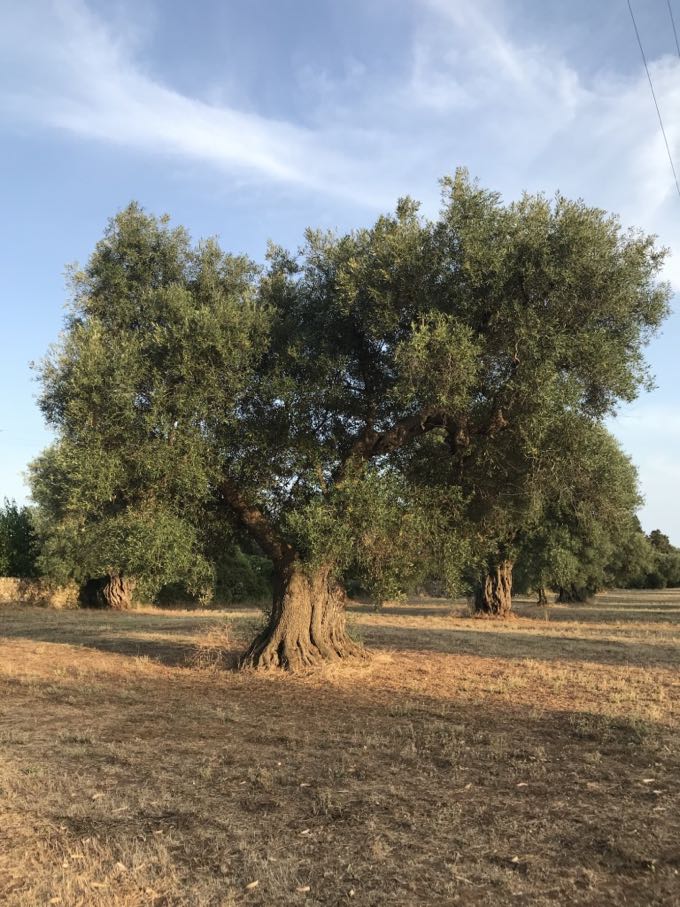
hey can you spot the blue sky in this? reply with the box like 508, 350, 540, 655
1, 0, 679, 541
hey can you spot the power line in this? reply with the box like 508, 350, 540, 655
626, 0, 680, 199
668, 0, 680, 58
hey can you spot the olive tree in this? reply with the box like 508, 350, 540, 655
32, 174, 669, 666
512, 421, 645, 603
0, 499, 38, 577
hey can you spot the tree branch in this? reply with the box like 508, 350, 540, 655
218, 478, 295, 568
348, 408, 449, 461
335, 400, 509, 484
333, 408, 453, 486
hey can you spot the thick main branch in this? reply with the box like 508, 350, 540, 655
334, 399, 510, 488
348, 408, 451, 461
219, 478, 295, 568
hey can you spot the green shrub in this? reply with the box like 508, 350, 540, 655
0, 499, 39, 577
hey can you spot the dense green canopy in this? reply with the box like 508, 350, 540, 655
31, 172, 670, 665
0, 499, 38, 578
512, 421, 645, 602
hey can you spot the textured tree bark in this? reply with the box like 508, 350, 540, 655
556, 584, 592, 603
241, 565, 365, 670
537, 586, 548, 606
474, 560, 514, 617
79, 574, 134, 610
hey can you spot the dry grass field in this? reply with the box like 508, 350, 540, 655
1, 590, 679, 906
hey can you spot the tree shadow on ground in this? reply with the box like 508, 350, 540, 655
0, 610, 257, 670
3, 636, 679, 907
4, 620, 675, 671
1, 629, 199, 667
358, 623, 680, 668
2, 595, 680, 671
349, 594, 680, 625
514, 602, 680, 625
349, 600, 470, 618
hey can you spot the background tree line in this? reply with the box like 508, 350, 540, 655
3, 496, 679, 603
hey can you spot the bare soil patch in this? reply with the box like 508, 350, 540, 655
1, 591, 679, 905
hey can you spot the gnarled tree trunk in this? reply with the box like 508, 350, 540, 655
556, 584, 592, 603
537, 586, 548, 606
241, 564, 365, 670
79, 574, 134, 610
474, 560, 513, 617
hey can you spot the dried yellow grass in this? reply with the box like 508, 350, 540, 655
1, 591, 679, 905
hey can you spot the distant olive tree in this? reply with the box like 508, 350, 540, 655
0, 499, 38, 577
642, 530, 680, 588
510, 422, 645, 603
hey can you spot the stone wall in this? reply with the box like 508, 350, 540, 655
0, 577, 79, 608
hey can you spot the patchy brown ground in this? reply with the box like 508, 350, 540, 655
1, 590, 679, 906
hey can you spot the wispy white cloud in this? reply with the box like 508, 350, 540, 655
2, 0, 679, 261
0, 1, 390, 205
409, 0, 679, 280
413, 0, 581, 105
0, 0, 677, 255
